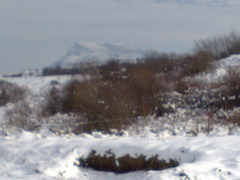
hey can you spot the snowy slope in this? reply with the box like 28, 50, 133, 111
195, 54, 240, 82
54, 42, 144, 66
1, 76, 72, 94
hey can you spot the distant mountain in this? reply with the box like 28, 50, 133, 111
53, 42, 145, 66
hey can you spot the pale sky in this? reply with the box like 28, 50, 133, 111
1, 0, 240, 74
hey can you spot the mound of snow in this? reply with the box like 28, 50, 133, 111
195, 54, 240, 82
218, 54, 240, 68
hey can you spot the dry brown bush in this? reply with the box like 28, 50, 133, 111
179, 51, 213, 77
42, 86, 62, 116
224, 67, 240, 104
127, 65, 164, 116
99, 60, 121, 81
60, 79, 134, 132
174, 78, 206, 95
46, 64, 166, 132
194, 31, 240, 60
77, 150, 179, 173
228, 112, 240, 125
211, 67, 240, 109
142, 52, 179, 73
0, 80, 26, 106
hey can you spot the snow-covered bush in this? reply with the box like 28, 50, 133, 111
159, 84, 225, 111
5, 101, 40, 131
216, 107, 240, 125
43, 113, 87, 135
5, 98, 88, 134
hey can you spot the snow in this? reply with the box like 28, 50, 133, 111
1, 55, 240, 179
195, 54, 240, 82
1, 75, 80, 94
0, 128, 240, 179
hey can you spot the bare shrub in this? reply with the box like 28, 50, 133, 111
42, 86, 62, 116
60, 80, 153, 132
60, 79, 131, 132
217, 107, 240, 126
99, 59, 121, 81
127, 65, 165, 116
180, 52, 214, 77
62, 79, 105, 120
224, 67, 240, 100
77, 150, 179, 173
221, 67, 240, 108
143, 50, 214, 78
42, 64, 83, 76
205, 111, 214, 134
174, 78, 206, 96
52, 64, 166, 133
143, 51, 179, 73
0, 80, 26, 106
228, 112, 240, 126
175, 79, 189, 94
194, 31, 240, 60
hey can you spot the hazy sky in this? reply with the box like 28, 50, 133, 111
1, 0, 240, 74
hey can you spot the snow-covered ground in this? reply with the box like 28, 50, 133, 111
195, 54, 240, 83
1, 55, 240, 179
1, 128, 240, 179
1, 75, 72, 94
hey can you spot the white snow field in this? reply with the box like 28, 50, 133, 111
1, 55, 240, 179
1, 129, 240, 180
